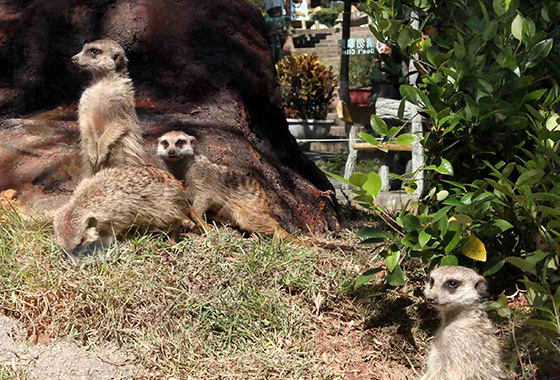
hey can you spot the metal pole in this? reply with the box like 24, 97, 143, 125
339, 0, 351, 103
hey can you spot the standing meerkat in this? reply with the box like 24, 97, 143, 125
156, 131, 352, 251
422, 266, 508, 380
53, 165, 197, 257
72, 39, 144, 177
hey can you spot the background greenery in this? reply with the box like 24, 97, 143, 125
335, 0, 560, 354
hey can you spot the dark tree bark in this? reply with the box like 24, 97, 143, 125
0, 0, 341, 234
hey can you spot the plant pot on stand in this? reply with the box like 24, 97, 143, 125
287, 118, 335, 150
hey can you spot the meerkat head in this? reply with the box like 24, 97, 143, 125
157, 131, 196, 162
424, 266, 488, 311
53, 206, 113, 256
71, 39, 128, 76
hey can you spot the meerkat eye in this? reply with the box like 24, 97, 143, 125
428, 277, 434, 288
88, 48, 101, 56
176, 139, 186, 147
160, 140, 169, 148
444, 279, 460, 289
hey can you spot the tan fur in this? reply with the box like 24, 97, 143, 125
157, 131, 353, 251
422, 266, 508, 380
157, 131, 289, 237
72, 39, 144, 177
53, 165, 196, 257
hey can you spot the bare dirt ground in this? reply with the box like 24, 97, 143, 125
0, 315, 134, 379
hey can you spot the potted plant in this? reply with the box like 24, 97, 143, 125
348, 54, 377, 106
276, 53, 337, 143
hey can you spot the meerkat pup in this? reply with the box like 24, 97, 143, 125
157, 130, 291, 237
53, 165, 196, 257
422, 266, 508, 380
72, 39, 144, 177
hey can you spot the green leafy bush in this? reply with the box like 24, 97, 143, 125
311, 8, 340, 27
332, 0, 560, 338
276, 54, 337, 119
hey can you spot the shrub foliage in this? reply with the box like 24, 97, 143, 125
336, 0, 560, 337
276, 54, 337, 119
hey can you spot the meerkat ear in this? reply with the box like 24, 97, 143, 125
113, 52, 127, 72
475, 278, 488, 297
189, 135, 196, 143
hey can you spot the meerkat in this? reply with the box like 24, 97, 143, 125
157, 130, 288, 236
422, 266, 508, 380
157, 131, 352, 250
72, 39, 144, 177
53, 165, 197, 257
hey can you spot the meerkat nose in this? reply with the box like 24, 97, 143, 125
71, 55, 78, 63
169, 149, 176, 155
426, 296, 436, 304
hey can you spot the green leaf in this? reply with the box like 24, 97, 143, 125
516, 169, 545, 186
436, 190, 449, 201
444, 229, 462, 253
355, 227, 390, 239
528, 319, 560, 334
419, 229, 431, 247
492, 219, 514, 232
386, 264, 406, 286
363, 172, 382, 197
385, 250, 400, 272
400, 85, 419, 105
554, 285, 560, 308
526, 39, 554, 68
435, 158, 454, 176
483, 260, 505, 276
358, 132, 379, 146
349, 173, 368, 187
401, 214, 422, 233
325, 171, 353, 186
387, 127, 401, 139
441, 255, 458, 266
370, 115, 388, 136
493, 0, 508, 17
505, 257, 537, 275
526, 89, 547, 101
398, 99, 406, 120
395, 133, 421, 146
431, 206, 452, 223
355, 268, 383, 286
483, 20, 498, 41
520, 280, 549, 295
511, 14, 523, 41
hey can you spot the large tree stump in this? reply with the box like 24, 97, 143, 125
0, 0, 341, 234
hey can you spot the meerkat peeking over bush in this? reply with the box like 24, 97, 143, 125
72, 39, 144, 177
422, 266, 509, 380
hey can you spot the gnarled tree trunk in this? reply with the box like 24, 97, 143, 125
0, 0, 341, 234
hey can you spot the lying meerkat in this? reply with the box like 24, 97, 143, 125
157, 131, 352, 250
53, 165, 197, 257
422, 266, 508, 380
72, 39, 144, 177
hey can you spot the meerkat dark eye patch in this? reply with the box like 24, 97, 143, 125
160, 140, 169, 148
444, 279, 461, 289
176, 139, 186, 147
88, 48, 101, 56
427, 277, 434, 288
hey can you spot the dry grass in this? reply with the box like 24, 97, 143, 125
0, 205, 557, 379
